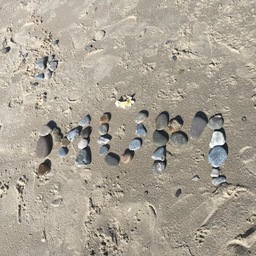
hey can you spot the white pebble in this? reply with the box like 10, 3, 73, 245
212, 176, 226, 186
209, 131, 225, 148
211, 168, 219, 177
78, 138, 89, 149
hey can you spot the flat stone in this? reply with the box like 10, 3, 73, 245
35, 73, 44, 80
169, 131, 188, 146
168, 118, 183, 134
100, 113, 111, 124
105, 153, 120, 166
175, 188, 182, 197
209, 131, 225, 148
211, 168, 220, 177
66, 127, 81, 142
129, 138, 142, 151
212, 176, 226, 186
152, 161, 166, 174
52, 127, 63, 144
62, 137, 70, 146
135, 111, 148, 124
78, 138, 89, 149
39, 124, 52, 136
97, 135, 111, 145
98, 123, 109, 135
152, 147, 166, 161
1, 46, 10, 54
36, 135, 53, 158
47, 60, 58, 71
135, 124, 147, 136
153, 130, 169, 147
58, 147, 69, 158
121, 149, 134, 164
81, 126, 92, 138
44, 69, 52, 80
191, 175, 200, 181
208, 114, 224, 130
208, 146, 228, 167
38, 160, 51, 176
94, 30, 106, 41
189, 116, 207, 140
99, 144, 110, 156
78, 115, 91, 127
75, 147, 92, 166
35, 56, 48, 70
155, 112, 169, 130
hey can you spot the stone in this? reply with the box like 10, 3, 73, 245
135, 110, 148, 124
155, 112, 169, 130
152, 161, 166, 174
39, 124, 52, 136
212, 176, 226, 186
66, 127, 81, 142
44, 69, 52, 80
97, 135, 111, 145
36, 135, 53, 158
47, 60, 58, 71
175, 188, 182, 197
58, 147, 69, 158
62, 137, 70, 146
121, 149, 134, 164
211, 168, 219, 177
78, 138, 89, 149
75, 147, 92, 166
135, 124, 147, 136
98, 123, 109, 135
209, 131, 225, 148
99, 144, 110, 156
81, 126, 92, 138
207, 114, 224, 130
38, 160, 51, 176
208, 146, 228, 167
105, 153, 120, 166
51, 127, 63, 143
189, 116, 208, 140
100, 113, 111, 124
35, 56, 48, 70
78, 115, 91, 127
129, 138, 142, 151
153, 130, 169, 147
152, 147, 166, 161
191, 175, 200, 181
168, 118, 182, 134
169, 131, 188, 146
1, 46, 10, 54
35, 73, 44, 80
94, 30, 106, 41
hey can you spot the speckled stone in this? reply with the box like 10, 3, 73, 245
152, 161, 166, 174
135, 124, 147, 136
189, 116, 207, 140
78, 115, 91, 127
153, 130, 169, 147
155, 112, 169, 130
75, 147, 92, 166
36, 135, 53, 158
135, 111, 148, 124
105, 153, 120, 166
169, 131, 188, 146
58, 147, 69, 158
99, 144, 110, 156
151, 147, 166, 161
208, 114, 224, 130
98, 123, 109, 135
129, 138, 142, 151
208, 146, 228, 168
209, 131, 225, 148
212, 176, 226, 186
39, 124, 52, 136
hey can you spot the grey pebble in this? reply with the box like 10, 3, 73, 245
152, 147, 166, 161
85, 44, 94, 52
36, 135, 53, 158
153, 130, 169, 147
211, 168, 220, 177
212, 176, 226, 186
98, 123, 109, 135
52, 127, 63, 144
97, 135, 111, 145
105, 153, 120, 166
81, 126, 92, 138
39, 124, 52, 136
78, 114, 91, 127
1, 46, 10, 54
175, 188, 182, 197
66, 127, 81, 142
35, 73, 44, 80
169, 131, 188, 146
35, 56, 48, 70
207, 114, 224, 130
47, 60, 58, 71
75, 147, 92, 166
208, 146, 228, 168
78, 138, 89, 149
135, 123, 147, 136
129, 138, 142, 151
152, 160, 166, 174
99, 144, 110, 156
209, 131, 225, 148
155, 112, 169, 130
189, 116, 207, 140
44, 69, 52, 80
58, 147, 69, 158
135, 111, 148, 124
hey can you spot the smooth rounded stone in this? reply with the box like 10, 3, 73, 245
78, 115, 91, 127
38, 160, 51, 176
97, 135, 111, 145
152, 160, 166, 174
212, 176, 226, 186
35, 73, 44, 80
98, 123, 109, 135
153, 130, 169, 147
208, 146, 228, 167
211, 168, 220, 178
78, 138, 89, 149
39, 124, 52, 136
155, 112, 169, 130
100, 113, 111, 124
94, 30, 106, 41
209, 131, 225, 148
170, 131, 188, 146
135, 111, 148, 124
36, 135, 53, 158
1, 46, 10, 54
189, 116, 207, 140
66, 127, 81, 142
52, 127, 63, 143
62, 137, 70, 146
152, 147, 166, 161
81, 126, 92, 138
168, 118, 182, 134
135, 124, 147, 136
35, 57, 48, 70
44, 69, 52, 80
47, 60, 58, 71
207, 114, 224, 130
58, 147, 69, 158
121, 149, 134, 164
105, 153, 120, 166
99, 144, 110, 156
175, 188, 182, 197
75, 147, 92, 166
129, 138, 142, 151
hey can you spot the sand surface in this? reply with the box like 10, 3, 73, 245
0, 0, 256, 255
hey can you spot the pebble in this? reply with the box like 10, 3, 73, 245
98, 123, 109, 135
38, 160, 51, 176
121, 149, 134, 164
207, 114, 224, 130
51, 127, 63, 143
212, 176, 226, 186
94, 30, 106, 41
189, 116, 207, 140
208, 146, 228, 167
66, 127, 81, 142
44, 69, 52, 80
81, 126, 92, 138
36, 135, 53, 158
100, 113, 111, 124
209, 131, 225, 148
152, 161, 166, 174
78, 114, 91, 127
129, 138, 142, 151
105, 153, 120, 166
99, 144, 110, 156
151, 147, 166, 161
168, 118, 182, 134
211, 168, 220, 177
1, 46, 10, 54
135, 110, 148, 124
75, 147, 92, 166
47, 60, 58, 71
39, 124, 52, 136
62, 137, 70, 146
191, 175, 200, 181
169, 131, 188, 146
175, 188, 182, 197
97, 135, 111, 145
58, 147, 69, 158
35, 57, 48, 70
78, 138, 89, 149
35, 73, 44, 80
155, 112, 169, 130
135, 124, 147, 136
153, 130, 169, 147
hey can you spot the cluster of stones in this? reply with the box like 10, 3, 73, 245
35, 54, 58, 80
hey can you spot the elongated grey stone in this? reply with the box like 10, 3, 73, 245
66, 127, 81, 142
81, 126, 92, 138
44, 69, 52, 80
152, 147, 166, 161
97, 135, 111, 145
75, 147, 91, 166
78, 115, 91, 127
155, 112, 169, 130
129, 138, 142, 151
99, 144, 110, 156
209, 131, 225, 148
36, 135, 53, 158
189, 116, 207, 140
135, 124, 147, 136
208, 146, 228, 167
35, 73, 44, 80
212, 176, 226, 186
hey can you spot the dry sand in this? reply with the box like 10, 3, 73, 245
0, 0, 256, 255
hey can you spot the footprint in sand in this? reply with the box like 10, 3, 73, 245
239, 146, 256, 176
